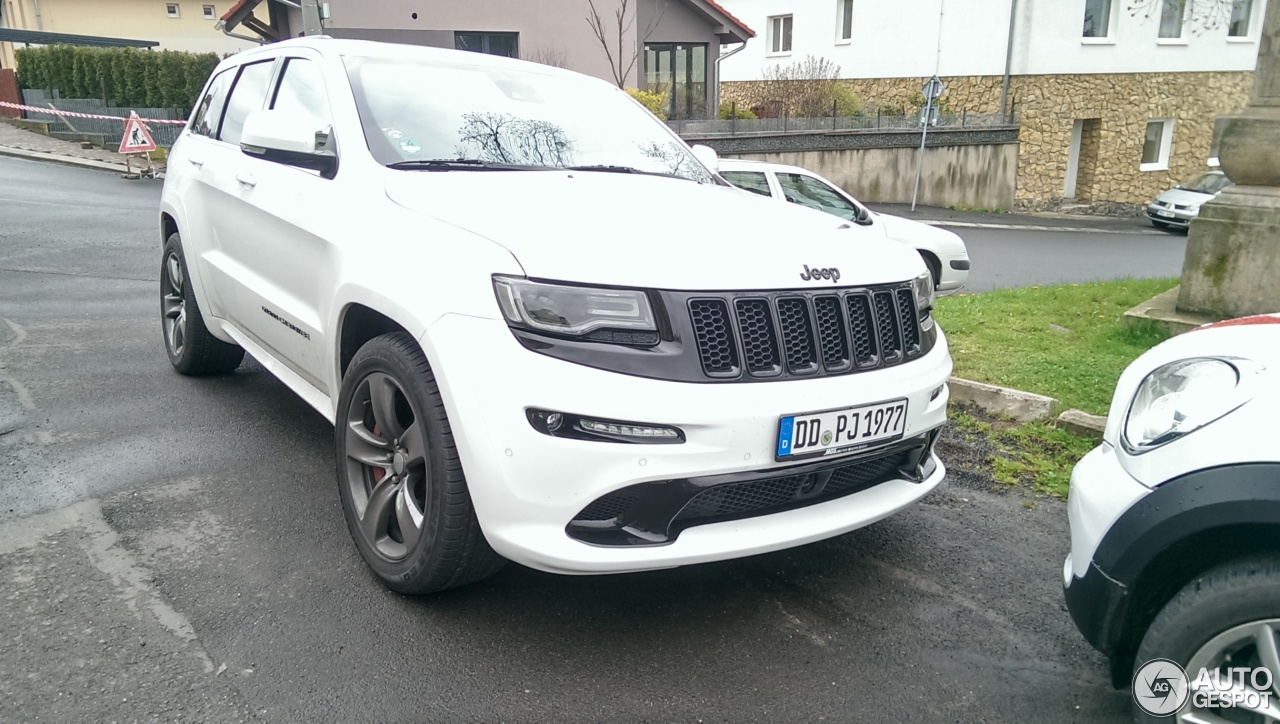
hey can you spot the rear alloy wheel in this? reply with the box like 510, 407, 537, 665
160, 233, 244, 375
335, 332, 504, 594
1134, 557, 1280, 722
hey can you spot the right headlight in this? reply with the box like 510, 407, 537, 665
912, 271, 935, 331
493, 276, 659, 344
1122, 358, 1244, 453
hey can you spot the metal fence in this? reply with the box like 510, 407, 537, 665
667, 111, 1015, 137
20, 89, 186, 147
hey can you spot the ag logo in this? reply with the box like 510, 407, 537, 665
1133, 658, 1190, 717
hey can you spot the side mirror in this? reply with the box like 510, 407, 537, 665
240, 109, 337, 178
689, 143, 719, 173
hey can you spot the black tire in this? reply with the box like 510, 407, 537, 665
1133, 557, 1280, 722
161, 233, 244, 375
920, 251, 942, 290
335, 332, 504, 594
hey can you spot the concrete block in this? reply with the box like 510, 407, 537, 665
949, 377, 1057, 422
1057, 409, 1107, 440
1123, 286, 1221, 336
1179, 187, 1280, 318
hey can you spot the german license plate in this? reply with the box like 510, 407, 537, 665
776, 399, 908, 461
1156, 210, 1175, 218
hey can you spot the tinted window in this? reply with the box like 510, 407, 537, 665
722, 171, 772, 197
219, 60, 276, 146
190, 69, 234, 138
776, 173, 860, 221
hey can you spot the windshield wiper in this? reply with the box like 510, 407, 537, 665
565, 165, 687, 180
386, 159, 547, 171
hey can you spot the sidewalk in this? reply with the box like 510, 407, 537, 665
0, 120, 154, 174
867, 202, 1158, 235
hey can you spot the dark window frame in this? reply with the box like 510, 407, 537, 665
454, 31, 519, 58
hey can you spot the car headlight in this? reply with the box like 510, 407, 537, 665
1122, 358, 1242, 453
1187, 203, 1201, 213
912, 272, 935, 330
493, 276, 659, 344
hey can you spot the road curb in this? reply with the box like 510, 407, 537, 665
1056, 409, 1107, 440
949, 377, 1057, 422
0, 144, 130, 174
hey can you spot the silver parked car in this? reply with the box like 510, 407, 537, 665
1146, 170, 1232, 231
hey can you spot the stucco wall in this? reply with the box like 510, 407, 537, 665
723, 70, 1253, 207
723, 143, 1018, 210
1, 0, 254, 69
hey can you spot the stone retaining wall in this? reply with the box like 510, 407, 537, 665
723, 71, 1251, 207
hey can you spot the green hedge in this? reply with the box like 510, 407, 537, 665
14, 45, 219, 114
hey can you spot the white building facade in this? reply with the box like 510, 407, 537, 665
718, 0, 1266, 207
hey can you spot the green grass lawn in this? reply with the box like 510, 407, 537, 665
934, 278, 1179, 415
948, 407, 1100, 498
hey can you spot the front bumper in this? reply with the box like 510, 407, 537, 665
421, 313, 952, 574
937, 253, 970, 292
1146, 205, 1195, 227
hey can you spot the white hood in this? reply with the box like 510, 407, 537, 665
1154, 188, 1216, 206
384, 171, 925, 291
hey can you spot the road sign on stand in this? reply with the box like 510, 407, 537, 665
118, 111, 157, 154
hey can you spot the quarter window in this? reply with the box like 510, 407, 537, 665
837, 0, 854, 42
454, 32, 519, 58
1228, 0, 1253, 37
1158, 0, 1185, 39
190, 68, 234, 138
776, 173, 861, 221
1141, 119, 1175, 171
218, 60, 276, 147
722, 171, 773, 197
769, 15, 793, 54
1082, 0, 1112, 38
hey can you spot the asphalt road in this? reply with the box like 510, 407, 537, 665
0, 155, 1144, 721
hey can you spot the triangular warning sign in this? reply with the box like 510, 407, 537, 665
119, 111, 157, 154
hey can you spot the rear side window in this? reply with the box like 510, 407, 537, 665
218, 60, 276, 146
190, 69, 234, 138
722, 170, 772, 197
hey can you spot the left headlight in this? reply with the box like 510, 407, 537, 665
1122, 358, 1243, 453
912, 271, 935, 330
493, 276, 659, 343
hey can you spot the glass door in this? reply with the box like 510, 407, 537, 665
643, 43, 707, 120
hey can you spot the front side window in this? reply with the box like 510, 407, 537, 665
776, 173, 860, 221
190, 68, 234, 137
1141, 119, 1175, 170
838, 0, 854, 41
342, 54, 713, 183
769, 15, 793, 54
1158, 0, 1185, 38
1082, 0, 1112, 38
271, 57, 333, 150
1229, 0, 1253, 36
722, 170, 773, 197
455, 32, 519, 58
218, 60, 276, 146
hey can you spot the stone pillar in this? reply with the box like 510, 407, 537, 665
1178, 0, 1280, 317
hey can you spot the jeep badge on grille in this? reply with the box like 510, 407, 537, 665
799, 265, 841, 283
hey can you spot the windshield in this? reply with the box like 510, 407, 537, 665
342, 54, 713, 183
1178, 172, 1232, 195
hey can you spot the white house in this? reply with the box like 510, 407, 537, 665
717, 0, 1266, 207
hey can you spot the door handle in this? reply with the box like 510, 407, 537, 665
235, 174, 257, 188
187, 157, 204, 167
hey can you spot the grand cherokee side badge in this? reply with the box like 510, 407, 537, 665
799, 265, 840, 283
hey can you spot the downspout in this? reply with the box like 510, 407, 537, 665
999, 0, 1018, 121
33, 0, 44, 30
711, 40, 747, 120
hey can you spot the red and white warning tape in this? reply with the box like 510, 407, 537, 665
0, 101, 187, 125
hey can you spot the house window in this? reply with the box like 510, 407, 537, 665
1228, 0, 1253, 37
1082, 0, 1112, 38
768, 15, 793, 54
837, 0, 854, 42
166, 3, 180, 18
454, 32, 519, 58
1158, 0, 1185, 39
202, 4, 215, 19
644, 43, 708, 120
1141, 119, 1175, 171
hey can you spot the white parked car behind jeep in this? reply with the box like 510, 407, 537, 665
718, 159, 970, 292
159, 38, 953, 594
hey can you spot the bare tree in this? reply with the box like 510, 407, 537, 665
456, 112, 575, 167
585, 0, 666, 88
523, 46, 570, 69
759, 56, 858, 119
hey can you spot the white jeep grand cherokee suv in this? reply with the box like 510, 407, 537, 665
159, 38, 952, 594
